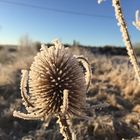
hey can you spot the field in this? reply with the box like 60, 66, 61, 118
0, 44, 140, 140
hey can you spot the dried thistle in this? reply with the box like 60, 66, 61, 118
133, 10, 140, 31
13, 39, 91, 140
112, 0, 140, 82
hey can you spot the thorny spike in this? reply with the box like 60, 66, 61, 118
20, 70, 33, 107
13, 111, 43, 120
40, 44, 48, 51
52, 39, 62, 47
76, 56, 91, 91
61, 89, 69, 115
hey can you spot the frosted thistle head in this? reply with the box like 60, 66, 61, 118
13, 39, 91, 121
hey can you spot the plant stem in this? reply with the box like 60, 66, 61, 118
57, 115, 73, 140
112, 0, 140, 82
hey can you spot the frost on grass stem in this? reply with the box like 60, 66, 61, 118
112, 0, 140, 83
13, 39, 91, 140
133, 10, 140, 31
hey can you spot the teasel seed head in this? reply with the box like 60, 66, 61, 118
13, 39, 91, 121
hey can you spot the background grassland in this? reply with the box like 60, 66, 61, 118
0, 44, 140, 140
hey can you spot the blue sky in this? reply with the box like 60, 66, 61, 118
0, 0, 140, 46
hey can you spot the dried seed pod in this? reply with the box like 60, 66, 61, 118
13, 40, 89, 120
13, 40, 91, 140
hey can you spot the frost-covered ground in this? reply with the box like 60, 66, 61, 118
0, 46, 140, 140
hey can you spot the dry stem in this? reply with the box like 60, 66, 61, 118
57, 115, 73, 140
112, 0, 140, 82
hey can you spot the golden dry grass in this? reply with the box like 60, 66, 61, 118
0, 45, 140, 140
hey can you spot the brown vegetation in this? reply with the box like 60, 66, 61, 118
0, 44, 140, 140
